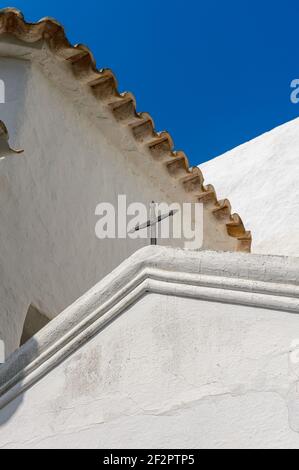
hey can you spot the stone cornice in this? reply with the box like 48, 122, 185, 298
0, 246, 298, 409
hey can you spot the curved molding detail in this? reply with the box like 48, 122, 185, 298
0, 120, 23, 158
0, 8, 251, 251
0, 245, 298, 409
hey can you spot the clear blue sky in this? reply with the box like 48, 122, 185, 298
8, 0, 299, 165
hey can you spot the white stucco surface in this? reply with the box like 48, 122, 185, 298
0, 246, 299, 449
200, 117, 299, 257
0, 55, 158, 354
0, 56, 183, 354
0, 44, 235, 354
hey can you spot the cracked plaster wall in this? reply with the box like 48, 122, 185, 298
1, 292, 299, 448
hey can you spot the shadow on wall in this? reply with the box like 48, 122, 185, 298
0, 304, 50, 426
20, 304, 50, 346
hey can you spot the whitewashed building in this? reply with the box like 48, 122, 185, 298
0, 8, 298, 449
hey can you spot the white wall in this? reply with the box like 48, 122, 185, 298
0, 48, 237, 355
1, 294, 299, 448
0, 247, 299, 448
0, 56, 190, 354
199, 117, 299, 257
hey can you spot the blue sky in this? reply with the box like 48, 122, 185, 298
7, 0, 299, 166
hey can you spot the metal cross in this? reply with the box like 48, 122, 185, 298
130, 201, 178, 245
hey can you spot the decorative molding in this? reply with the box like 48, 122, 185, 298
0, 246, 298, 409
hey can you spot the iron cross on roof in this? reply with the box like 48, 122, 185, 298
129, 201, 178, 245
